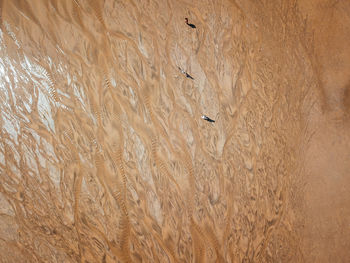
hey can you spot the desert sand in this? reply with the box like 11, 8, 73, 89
0, 0, 349, 262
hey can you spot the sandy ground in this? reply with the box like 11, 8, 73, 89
0, 0, 349, 262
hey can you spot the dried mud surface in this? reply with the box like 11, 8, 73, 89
0, 0, 349, 262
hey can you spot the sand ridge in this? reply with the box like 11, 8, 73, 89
0, 0, 349, 262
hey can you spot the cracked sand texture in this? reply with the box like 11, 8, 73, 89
0, 0, 349, 262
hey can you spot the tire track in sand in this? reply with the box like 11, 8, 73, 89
151, 137, 182, 195
88, 0, 106, 29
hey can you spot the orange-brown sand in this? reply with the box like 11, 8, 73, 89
0, 0, 349, 262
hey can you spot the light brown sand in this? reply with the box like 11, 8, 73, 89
0, 0, 349, 262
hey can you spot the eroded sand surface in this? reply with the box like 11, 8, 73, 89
0, 0, 349, 262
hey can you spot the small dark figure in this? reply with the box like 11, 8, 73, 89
185, 18, 196, 28
185, 72, 194, 80
201, 115, 215, 123
178, 67, 194, 80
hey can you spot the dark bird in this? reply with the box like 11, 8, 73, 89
185, 72, 194, 80
201, 115, 215, 123
185, 18, 196, 28
178, 67, 194, 80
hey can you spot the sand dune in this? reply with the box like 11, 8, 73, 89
0, 0, 349, 262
